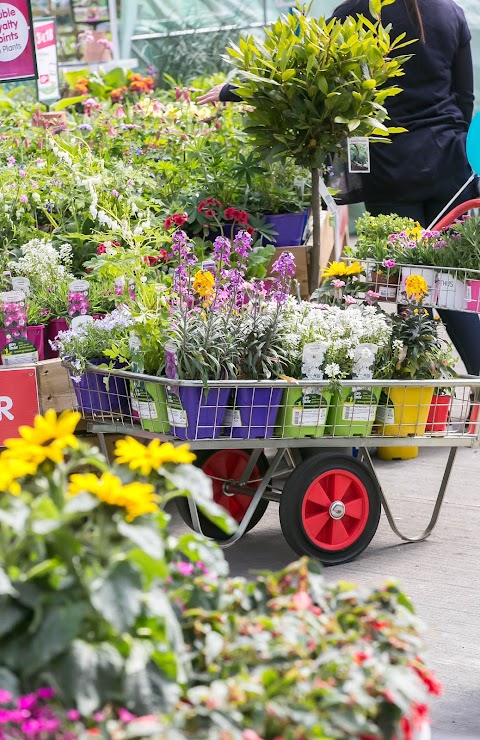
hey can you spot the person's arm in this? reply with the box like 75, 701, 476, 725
197, 82, 242, 105
452, 41, 474, 125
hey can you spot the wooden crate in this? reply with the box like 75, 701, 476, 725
36, 359, 74, 414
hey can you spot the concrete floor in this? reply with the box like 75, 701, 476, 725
170, 445, 480, 739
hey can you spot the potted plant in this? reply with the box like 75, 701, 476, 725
226, 2, 412, 292
376, 275, 455, 437
348, 212, 421, 300
53, 306, 135, 415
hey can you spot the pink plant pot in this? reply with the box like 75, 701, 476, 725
0, 325, 45, 364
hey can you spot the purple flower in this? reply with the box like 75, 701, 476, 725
233, 230, 252, 259
212, 235, 231, 267
20, 194, 28, 203
7, 156, 15, 165
20, 170, 26, 178
270, 250, 296, 304
382, 258, 396, 269
112, 189, 119, 197
77, 123, 93, 131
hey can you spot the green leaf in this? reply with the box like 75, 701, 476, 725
0, 667, 20, 697
50, 95, 88, 111
0, 566, 16, 597
64, 492, 100, 514
117, 520, 164, 560
22, 602, 88, 677
48, 640, 124, 716
124, 640, 179, 715
90, 560, 143, 633
0, 499, 29, 535
0, 596, 27, 638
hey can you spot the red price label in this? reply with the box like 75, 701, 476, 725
0, 367, 39, 446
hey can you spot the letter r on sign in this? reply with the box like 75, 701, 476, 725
0, 396, 14, 421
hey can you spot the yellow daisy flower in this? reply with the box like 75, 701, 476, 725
115, 436, 196, 476
0, 459, 37, 495
193, 270, 215, 298
405, 274, 428, 300
68, 471, 158, 521
322, 260, 363, 279
2, 409, 81, 468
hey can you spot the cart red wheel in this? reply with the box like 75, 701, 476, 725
176, 449, 269, 540
279, 453, 381, 565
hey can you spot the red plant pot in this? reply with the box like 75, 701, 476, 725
425, 393, 451, 433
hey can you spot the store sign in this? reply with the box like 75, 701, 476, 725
0, 0, 37, 82
71, 0, 110, 24
0, 367, 39, 445
33, 17, 59, 103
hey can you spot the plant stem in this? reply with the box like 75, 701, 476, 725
310, 167, 322, 295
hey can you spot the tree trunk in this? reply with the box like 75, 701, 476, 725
309, 167, 321, 295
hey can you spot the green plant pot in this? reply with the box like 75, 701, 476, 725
132, 381, 170, 434
326, 386, 381, 437
275, 387, 332, 438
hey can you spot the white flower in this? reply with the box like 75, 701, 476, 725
324, 363, 342, 378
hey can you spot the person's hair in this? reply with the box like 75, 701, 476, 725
403, 0, 425, 43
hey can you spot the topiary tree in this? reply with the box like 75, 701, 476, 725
225, 0, 413, 292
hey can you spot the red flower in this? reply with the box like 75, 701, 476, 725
143, 255, 160, 266
164, 216, 174, 229
400, 717, 413, 740
198, 200, 207, 213
206, 197, 222, 207
224, 207, 239, 221
96, 243, 107, 255
412, 665, 442, 695
204, 209, 217, 219
172, 212, 188, 227
237, 210, 249, 224
111, 240, 121, 247
158, 249, 168, 261
246, 225, 256, 236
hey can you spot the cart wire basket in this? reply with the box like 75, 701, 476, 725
65, 362, 480, 566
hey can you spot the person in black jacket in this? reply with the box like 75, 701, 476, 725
199, 0, 480, 374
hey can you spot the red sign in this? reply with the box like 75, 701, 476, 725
0, 1, 37, 83
0, 367, 39, 445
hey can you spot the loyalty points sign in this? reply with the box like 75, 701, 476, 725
0, 1, 37, 82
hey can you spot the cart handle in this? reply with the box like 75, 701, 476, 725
433, 198, 480, 230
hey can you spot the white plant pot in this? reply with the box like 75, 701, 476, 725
398, 266, 437, 306
414, 721, 431, 740
434, 272, 466, 310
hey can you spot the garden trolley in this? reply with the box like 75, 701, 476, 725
69, 367, 480, 566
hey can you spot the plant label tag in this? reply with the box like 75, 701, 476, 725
318, 177, 338, 213
347, 137, 370, 173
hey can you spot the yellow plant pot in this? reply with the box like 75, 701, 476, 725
376, 386, 434, 437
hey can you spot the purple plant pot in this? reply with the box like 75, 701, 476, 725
71, 360, 131, 416
169, 385, 230, 440
45, 318, 69, 359
229, 386, 283, 439
0, 325, 45, 364
263, 210, 309, 247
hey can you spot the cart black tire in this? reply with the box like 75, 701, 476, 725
176, 449, 269, 540
279, 453, 381, 565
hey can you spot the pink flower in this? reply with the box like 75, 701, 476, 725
7, 156, 15, 165
292, 590, 313, 610
344, 295, 357, 304
114, 105, 126, 119
20, 170, 26, 178
0, 690, 12, 705
177, 561, 194, 576
332, 279, 345, 288
36, 687, 55, 700
93, 711, 105, 722
20, 194, 28, 203
118, 708, 136, 723
243, 731, 265, 740
382, 258, 396, 269
18, 694, 37, 711
67, 709, 81, 721
127, 179, 134, 186
111, 189, 119, 197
